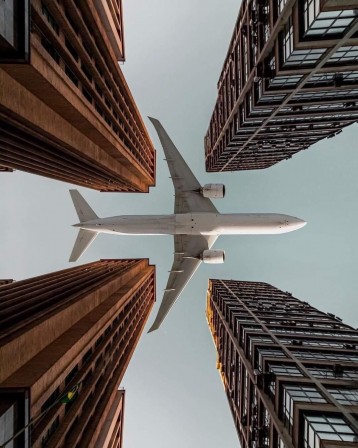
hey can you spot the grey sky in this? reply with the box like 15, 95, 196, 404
1, 0, 358, 447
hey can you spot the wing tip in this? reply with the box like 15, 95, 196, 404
148, 116, 160, 126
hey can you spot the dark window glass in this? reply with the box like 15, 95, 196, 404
82, 87, 93, 103
65, 365, 79, 386
65, 10, 79, 34
65, 38, 79, 61
82, 348, 92, 365
65, 65, 79, 86
41, 388, 60, 413
41, 3, 59, 34
41, 37, 60, 64
81, 64, 93, 82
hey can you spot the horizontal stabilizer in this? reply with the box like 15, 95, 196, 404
70, 190, 98, 223
69, 229, 98, 262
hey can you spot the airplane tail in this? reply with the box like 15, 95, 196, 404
70, 189, 98, 222
69, 190, 99, 262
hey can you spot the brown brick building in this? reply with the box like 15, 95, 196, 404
0, 259, 155, 447
0, 279, 14, 286
0, 0, 155, 191
207, 279, 358, 447
205, 0, 358, 172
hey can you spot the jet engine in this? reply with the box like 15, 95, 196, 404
201, 184, 226, 199
201, 250, 225, 264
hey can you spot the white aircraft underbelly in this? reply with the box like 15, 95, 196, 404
82, 213, 305, 235
175, 213, 305, 235
68, 117, 307, 332
96, 215, 175, 235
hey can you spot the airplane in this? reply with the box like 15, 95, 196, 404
68, 117, 306, 332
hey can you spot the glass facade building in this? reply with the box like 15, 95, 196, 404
205, 0, 358, 172
207, 279, 358, 447
0, 259, 155, 447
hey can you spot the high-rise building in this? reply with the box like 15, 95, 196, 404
0, 279, 13, 286
0, 1, 155, 192
0, 259, 155, 447
207, 279, 358, 447
205, 1, 358, 172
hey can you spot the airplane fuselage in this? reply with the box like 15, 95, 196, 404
68, 117, 308, 331
76, 213, 306, 235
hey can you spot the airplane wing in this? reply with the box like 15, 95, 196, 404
148, 118, 220, 332
148, 233, 217, 333
148, 117, 218, 214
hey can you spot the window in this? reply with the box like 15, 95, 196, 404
283, 385, 326, 429
235, 43, 241, 93
242, 369, 249, 416
302, 340, 346, 349
65, 365, 78, 386
242, 33, 249, 83
42, 3, 59, 34
95, 103, 104, 117
303, 414, 358, 447
257, 348, 287, 369
65, 65, 79, 87
41, 37, 60, 64
329, 46, 358, 64
303, 2, 356, 38
269, 75, 302, 88
327, 388, 358, 406
258, 95, 287, 104
293, 88, 358, 101
269, 364, 302, 377
283, 18, 293, 63
42, 416, 60, 447
308, 367, 358, 381
94, 83, 102, 96
82, 87, 93, 103
82, 369, 93, 386
41, 388, 60, 412
292, 350, 358, 362
65, 10, 79, 35
81, 63, 93, 82
277, 0, 288, 14
65, 38, 79, 61
284, 48, 325, 67
82, 348, 92, 365
307, 71, 358, 86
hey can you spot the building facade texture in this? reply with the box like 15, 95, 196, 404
0, 279, 14, 286
0, 0, 155, 192
205, 0, 358, 172
207, 279, 358, 447
0, 259, 155, 448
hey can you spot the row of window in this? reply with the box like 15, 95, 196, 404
258, 347, 358, 363
304, 5, 356, 38
38, 275, 154, 446
304, 414, 358, 447
210, 285, 358, 448
206, 0, 358, 169
37, 2, 154, 174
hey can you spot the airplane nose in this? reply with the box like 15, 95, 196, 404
290, 218, 307, 230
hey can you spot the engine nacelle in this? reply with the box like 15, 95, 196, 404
201, 249, 225, 264
201, 184, 226, 199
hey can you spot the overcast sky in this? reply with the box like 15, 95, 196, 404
1, 1, 358, 447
